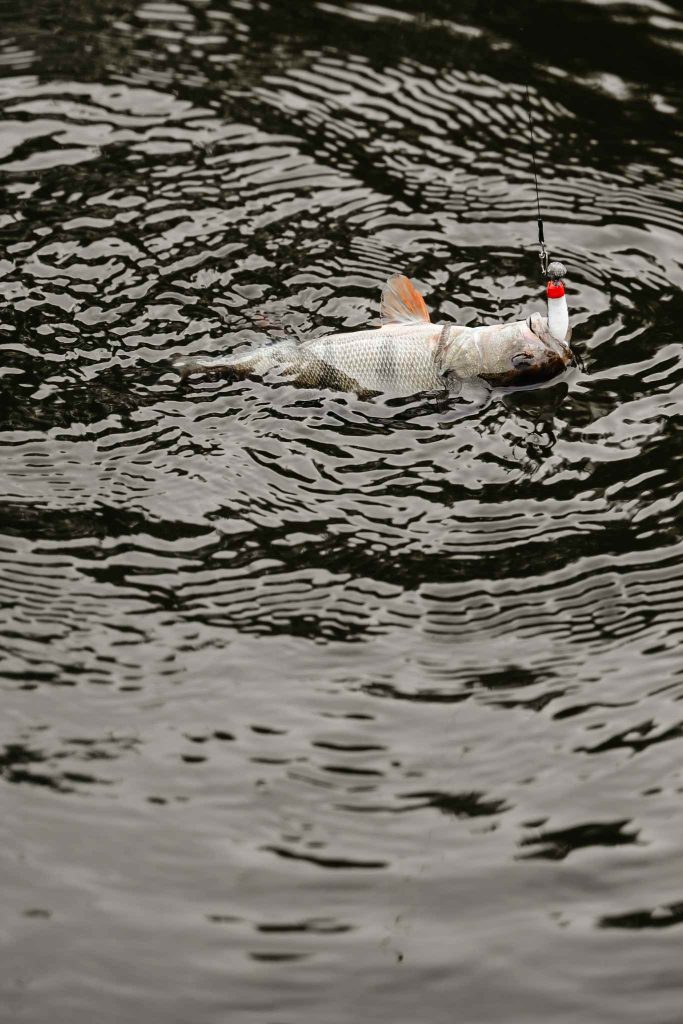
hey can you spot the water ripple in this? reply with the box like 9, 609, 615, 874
2, 1, 683, 1021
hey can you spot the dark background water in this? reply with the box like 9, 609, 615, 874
1, 1, 683, 1021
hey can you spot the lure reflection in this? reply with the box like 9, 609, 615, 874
175, 264, 572, 398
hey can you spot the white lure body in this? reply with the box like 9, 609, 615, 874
547, 281, 569, 342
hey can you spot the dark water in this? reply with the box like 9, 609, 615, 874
1, 1, 683, 1020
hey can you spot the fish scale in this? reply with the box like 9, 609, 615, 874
299, 324, 443, 393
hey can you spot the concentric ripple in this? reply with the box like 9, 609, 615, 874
1, 1, 683, 1022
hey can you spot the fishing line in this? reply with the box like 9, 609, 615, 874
524, 84, 549, 278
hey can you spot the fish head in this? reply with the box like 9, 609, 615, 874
497, 315, 572, 386
436, 315, 572, 389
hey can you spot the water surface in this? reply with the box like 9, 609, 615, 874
1, 2, 683, 1022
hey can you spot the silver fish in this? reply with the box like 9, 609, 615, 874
175, 274, 572, 397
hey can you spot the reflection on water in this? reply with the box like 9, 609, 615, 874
1, 1, 683, 1021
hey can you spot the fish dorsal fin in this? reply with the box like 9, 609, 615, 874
380, 274, 431, 326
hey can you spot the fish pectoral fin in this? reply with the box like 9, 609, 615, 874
438, 368, 462, 396
458, 379, 490, 410
437, 379, 491, 422
380, 274, 431, 326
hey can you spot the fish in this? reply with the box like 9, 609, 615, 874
174, 273, 572, 398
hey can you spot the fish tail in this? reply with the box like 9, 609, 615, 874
173, 338, 298, 380
173, 353, 244, 380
